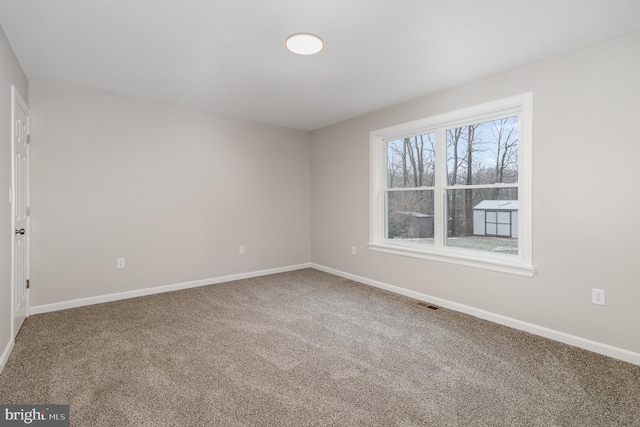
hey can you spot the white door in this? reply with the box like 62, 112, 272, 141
11, 86, 30, 337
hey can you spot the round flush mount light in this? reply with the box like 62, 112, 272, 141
285, 33, 324, 55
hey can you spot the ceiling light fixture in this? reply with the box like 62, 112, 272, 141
285, 33, 324, 55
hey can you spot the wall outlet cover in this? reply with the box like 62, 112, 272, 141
592, 288, 605, 305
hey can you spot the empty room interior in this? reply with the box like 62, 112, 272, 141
1, 1, 640, 425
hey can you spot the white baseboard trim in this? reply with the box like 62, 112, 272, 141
0, 339, 15, 374
31, 263, 312, 315
311, 263, 640, 366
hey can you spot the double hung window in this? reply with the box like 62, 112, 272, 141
369, 94, 533, 276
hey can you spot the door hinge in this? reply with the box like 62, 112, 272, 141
26, 279, 30, 289
26, 206, 30, 216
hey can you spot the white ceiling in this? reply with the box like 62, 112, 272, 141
2, 1, 640, 131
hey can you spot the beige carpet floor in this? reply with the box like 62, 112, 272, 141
1, 268, 639, 426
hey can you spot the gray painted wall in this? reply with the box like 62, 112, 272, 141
29, 84, 311, 307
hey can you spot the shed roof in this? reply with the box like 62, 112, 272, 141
473, 200, 518, 210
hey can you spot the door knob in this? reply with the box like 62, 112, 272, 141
15, 228, 25, 235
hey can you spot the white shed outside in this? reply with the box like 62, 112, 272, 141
473, 200, 518, 238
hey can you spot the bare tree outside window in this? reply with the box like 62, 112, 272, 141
385, 116, 519, 254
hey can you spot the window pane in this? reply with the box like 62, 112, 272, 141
445, 188, 518, 254
386, 190, 434, 242
387, 133, 436, 188
447, 116, 518, 185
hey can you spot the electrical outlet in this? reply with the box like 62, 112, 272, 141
239, 245, 245, 255
116, 258, 125, 269
592, 288, 605, 305
351, 246, 356, 255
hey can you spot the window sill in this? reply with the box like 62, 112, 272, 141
368, 242, 535, 277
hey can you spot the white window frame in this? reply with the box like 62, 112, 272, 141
369, 93, 533, 277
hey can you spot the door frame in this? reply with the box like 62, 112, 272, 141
10, 85, 30, 339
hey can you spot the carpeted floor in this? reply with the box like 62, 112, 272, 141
1, 268, 639, 426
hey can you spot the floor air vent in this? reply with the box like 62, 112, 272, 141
417, 302, 439, 310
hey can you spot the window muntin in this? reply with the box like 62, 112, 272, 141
370, 94, 533, 276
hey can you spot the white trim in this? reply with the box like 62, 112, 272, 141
11, 85, 29, 115
310, 263, 640, 366
368, 243, 535, 277
30, 263, 312, 315
0, 339, 15, 374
